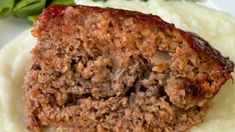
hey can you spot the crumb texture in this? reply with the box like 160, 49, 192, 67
24, 5, 233, 131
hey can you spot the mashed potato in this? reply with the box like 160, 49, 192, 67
0, 29, 35, 132
0, 0, 235, 131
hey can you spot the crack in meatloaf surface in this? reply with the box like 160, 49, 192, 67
24, 5, 234, 132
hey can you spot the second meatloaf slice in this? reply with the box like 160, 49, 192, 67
24, 5, 234, 131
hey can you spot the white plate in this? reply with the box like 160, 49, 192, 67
0, 0, 234, 48
0, 16, 30, 48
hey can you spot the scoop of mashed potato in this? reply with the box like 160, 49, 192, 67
0, 29, 35, 132
0, 0, 235, 131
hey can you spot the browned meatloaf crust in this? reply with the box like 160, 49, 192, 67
24, 5, 234, 132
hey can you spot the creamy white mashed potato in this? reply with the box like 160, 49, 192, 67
0, 0, 235, 131
0, 29, 36, 132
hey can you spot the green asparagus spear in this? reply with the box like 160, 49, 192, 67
50, 0, 75, 5
13, 0, 46, 18
0, 0, 15, 18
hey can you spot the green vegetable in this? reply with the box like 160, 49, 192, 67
46, 0, 53, 6
0, 0, 15, 18
13, 0, 46, 18
50, 0, 75, 5
92, 0, 107, 2
25, 0, 75, 25
27, 15, 38, 24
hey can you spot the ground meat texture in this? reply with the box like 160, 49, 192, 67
24, 5, 234, 132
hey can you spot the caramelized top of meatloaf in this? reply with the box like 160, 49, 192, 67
24, 5, 234, 131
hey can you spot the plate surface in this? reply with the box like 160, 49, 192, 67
0, 16, 30, 48
0, 0, 234, 48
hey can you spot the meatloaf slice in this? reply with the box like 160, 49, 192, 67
24, 5, 234, 131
